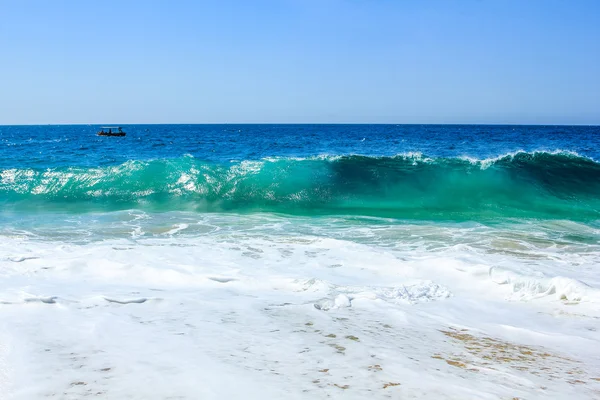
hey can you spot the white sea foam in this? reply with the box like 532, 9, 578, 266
459, 149, 594, 169
0, 214, 599, 399
163, 223, 190, 236
298, 278, 452, 307
489, 267, 598, 302
257, 149, 594, 167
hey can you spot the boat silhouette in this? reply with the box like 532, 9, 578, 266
98, 127, 126, 137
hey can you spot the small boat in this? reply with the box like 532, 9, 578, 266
98, 126, 126, 137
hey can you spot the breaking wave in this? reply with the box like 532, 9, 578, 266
1, 151, 599, 219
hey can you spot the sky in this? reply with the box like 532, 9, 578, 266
0, 0, 599, 125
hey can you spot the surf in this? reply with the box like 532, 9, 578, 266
1, 151, 599, 220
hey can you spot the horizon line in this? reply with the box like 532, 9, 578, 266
1, 122, 599, 127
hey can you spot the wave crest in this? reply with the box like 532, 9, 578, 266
1, 151, 599, 219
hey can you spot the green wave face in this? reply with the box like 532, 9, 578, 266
1, 152, 599, 220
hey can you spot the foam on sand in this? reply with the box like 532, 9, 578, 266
0, 215, 599, 399
490, 267, 599, 302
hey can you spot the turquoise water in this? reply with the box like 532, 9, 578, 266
0, 152, 599, 220
0, 124, 599, 221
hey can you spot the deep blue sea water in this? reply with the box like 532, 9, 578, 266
1, 124, 599, 168
0, 124, 599, 221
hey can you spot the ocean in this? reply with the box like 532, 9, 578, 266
1, 124, 599, 399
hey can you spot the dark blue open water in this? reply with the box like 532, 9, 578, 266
1, 124, 599, 168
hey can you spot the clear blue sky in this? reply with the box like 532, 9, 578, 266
1, 0, 599, 124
